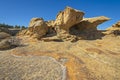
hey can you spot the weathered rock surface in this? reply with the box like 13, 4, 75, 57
54, 7, 84, 31
74, 16, 110, 31
54, 7, 84, 41
0, 32, 11, 40
1, 6, 120, 80
46, 20, 55, 28
27, 18, 48, 39
107, 21, 120, 30
105, 21, 120, 36
0, 39, 11, 50
17, 7, 110, 41
46, 20, 56, 37
1, 37, 120, 80
0, 37, 21, 50
0, 53, 66, 80
69, 16, 110, 40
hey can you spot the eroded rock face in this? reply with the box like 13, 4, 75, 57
0, 37, 21, 50
46, 20, 55, 28
54, 7, 84, 31
74, 16, 110, 31
17, 7, 111, 41
45, 20, 56, 37
69, 16, 110, 40
28, 18, 48, 39
106, 21, 120, 36
18, 18, 48, 39
107, 21, 120, 30
54, 7, 84, 41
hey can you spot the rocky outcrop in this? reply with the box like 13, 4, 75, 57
54, 7, 84, 31
18, 18, 49, 39
46, 20, 55, 27
107, 21, 120, 30
105, 21, 120, 36
54, 7, 84, 41
74, 16, 110, 31
45, 20, 56, 37
0, 37, 21, 50
28, 18, 48, 39
17, 6, 110, 41
69, 16, 110, 39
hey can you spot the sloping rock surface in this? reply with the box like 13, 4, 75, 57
0, 53, 66, 80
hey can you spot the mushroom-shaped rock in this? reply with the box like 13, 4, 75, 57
28, 18, 48, 39
75, 16, 110, 31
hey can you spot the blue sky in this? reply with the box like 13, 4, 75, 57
0, 0, 120, 29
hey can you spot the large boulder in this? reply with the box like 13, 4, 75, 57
0, 37, 22, 50
54, 6, 84, 41
0, 37, 21, 50
28, 18, 48, 39
54, 6, 84, 32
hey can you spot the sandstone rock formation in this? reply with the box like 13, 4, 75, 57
28, 18, 48, 39
1, 6, 120, 80
45, 20, 56, 37
28, 18, 49, 38
74, 16, 110, 31
54, 7, 84, 41
46, 20, 55, 27
105, 21, 120, 36
54, 6, 84, 31
17, 6, 110, 41
70, 16, 110, 39
107, 21, 120, 30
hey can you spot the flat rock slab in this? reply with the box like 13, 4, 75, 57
0, 53, 66, 80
